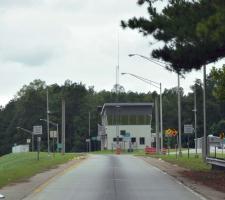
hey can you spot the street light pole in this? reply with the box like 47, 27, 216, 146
203, 65, 207, 160
89, 112, 91, 152
193, 84, 198, 157
128, 54, 182, 156
46, 88, 50, 155
159, 83, 163, 150
121, 72, 163, 151
40, 119, 59, 152
177, 73, 182, 156
155, 97, 160, 154
17, 127, 34, 152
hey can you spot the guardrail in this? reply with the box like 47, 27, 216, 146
206, 157, 225, 168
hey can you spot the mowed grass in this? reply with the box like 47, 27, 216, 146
209, 151, 225, 159
93, 149, 211, 171
0, 152, 79, 188
149, 153, 211, 171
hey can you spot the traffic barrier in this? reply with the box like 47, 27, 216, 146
116, 147, 121, 155
144, 146, 167, 154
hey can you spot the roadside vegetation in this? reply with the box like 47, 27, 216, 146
149, 154, 211, 171
0, 152, 79, 188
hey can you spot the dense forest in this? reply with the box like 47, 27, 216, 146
0, 68, 225, 155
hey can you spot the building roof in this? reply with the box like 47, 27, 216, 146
101, 102, 154, 116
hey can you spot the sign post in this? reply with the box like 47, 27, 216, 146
184, 125, 194, 159
50, 131, 57, 155
33, 125, 42, 160
37, 137, 41, 160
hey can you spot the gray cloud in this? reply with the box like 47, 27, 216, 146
0, 0, 207, 106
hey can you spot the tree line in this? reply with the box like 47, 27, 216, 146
0, 67, 225, 155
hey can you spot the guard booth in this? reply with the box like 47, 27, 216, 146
98, 103, 153, 150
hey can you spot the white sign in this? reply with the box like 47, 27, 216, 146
98, 124, 106, 136
27, 139, 31, 144
86, 139, 90, 142
50, 131, 57, 138
33, 125, 42, 135
184, 125, 193, 134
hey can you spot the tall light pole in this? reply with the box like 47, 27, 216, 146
88, 112, 91, 152
177, 73, 182, 156
203, 65, 207, 160
121, 72, 163, 151
128, 53, 182, 156
40, 119, 59, 151
62, 99, 66, 154
46, 88, 50, 155
192, 84, 198, 157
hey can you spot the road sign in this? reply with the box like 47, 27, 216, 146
57, 143, 62, 149
165, 129, 177, 137
33, 125, 42, 135
86, 139, 90, 142
91, 137, 97, 141
27, 139, 31, 144
96, 136, 100, 141
184, 125, 193, 134
124, 132, 130, 137
50, 131, 57, 138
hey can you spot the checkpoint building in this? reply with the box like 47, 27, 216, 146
98, 103, 154, 150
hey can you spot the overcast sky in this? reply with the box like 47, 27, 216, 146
0, 0, 222, 106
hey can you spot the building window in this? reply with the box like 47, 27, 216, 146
120, 130, 126, 136
131, 137, 136, 143
139, 137, 145, 145
113, 137, 122, 142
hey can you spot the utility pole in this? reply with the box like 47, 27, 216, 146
178, 73, 182, 157
89, 112, 91, 152
193, 84, 198, 157
155, 98, 160, 154
62, 99, 66, 155
47, 88, 50, 155
203, 65, 207, 160
159, 83, 163, 151
56, 123, 59, 152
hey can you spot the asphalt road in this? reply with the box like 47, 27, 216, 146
23, 155, 205, 200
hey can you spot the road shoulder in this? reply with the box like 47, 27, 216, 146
0, 155, 86, 200
140, 156, 225, 200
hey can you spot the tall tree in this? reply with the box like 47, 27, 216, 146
121, 0, 225, 72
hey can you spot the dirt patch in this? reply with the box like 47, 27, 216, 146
181, 170, 225, 193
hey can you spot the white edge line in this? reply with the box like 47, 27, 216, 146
141, 157, 208, 200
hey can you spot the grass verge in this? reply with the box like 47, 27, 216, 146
0, 152, 80, 188
146, 153, 211, 171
